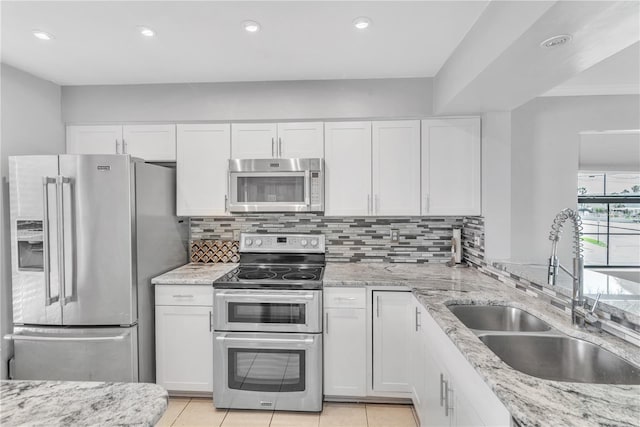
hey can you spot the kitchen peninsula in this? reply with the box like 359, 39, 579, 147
0, 380, 168, 426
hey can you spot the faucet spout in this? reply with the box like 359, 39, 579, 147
546, 208, 584, 325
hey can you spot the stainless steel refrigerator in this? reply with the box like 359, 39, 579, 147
6, 154, 187, 382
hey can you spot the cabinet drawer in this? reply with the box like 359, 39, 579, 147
324, 288, 366, 308
156, 285, 213, 306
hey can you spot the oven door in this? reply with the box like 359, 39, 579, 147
214, 289, 322, 333
213, 332, 322, 411
228, 171, 312, 212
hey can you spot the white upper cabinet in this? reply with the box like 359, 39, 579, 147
277, 122, 324, 158
231, 123, 277, 159
122, 124, 177, 162
324, 121, 372, 216
67, 124, 177, 162
176, 124, 231, 216
421, 118, 481, 215
231, 122, 323, 159
372, 120, 421, 216
67, 125, 123, 155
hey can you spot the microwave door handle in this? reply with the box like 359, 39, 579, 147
304, 170, 311, 206
42, 177, 57, 306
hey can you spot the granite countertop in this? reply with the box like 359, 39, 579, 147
151, 262, 238, 285
0, 380, 168, 426
151, 261, 640, 426
325, 262, 640, 427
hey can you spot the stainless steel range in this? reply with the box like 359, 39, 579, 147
213, 233, 325, 412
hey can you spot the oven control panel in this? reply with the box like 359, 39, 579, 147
240, 233, 325, 253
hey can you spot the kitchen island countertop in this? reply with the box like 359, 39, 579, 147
0, 380, 168, 426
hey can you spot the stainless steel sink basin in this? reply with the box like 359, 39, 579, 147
479, 335, 640, 385
448, 305, 551, 332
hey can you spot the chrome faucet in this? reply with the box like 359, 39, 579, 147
547, 208, 585, 325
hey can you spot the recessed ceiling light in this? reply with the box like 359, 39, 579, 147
353, 17, 372, 30
138, 26, 156, 37
243, 21, 261, 33
32, 30, 54, 40
540, 34, 572, 48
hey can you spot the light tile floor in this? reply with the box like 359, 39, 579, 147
156, 398, 418, 427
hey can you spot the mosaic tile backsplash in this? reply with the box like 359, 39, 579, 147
190, 214, 472, 263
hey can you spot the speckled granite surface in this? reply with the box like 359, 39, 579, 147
0, 380, 167, 426
324, 262, 640, 427
151, 262, 238, 285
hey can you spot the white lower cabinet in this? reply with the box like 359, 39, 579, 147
323, 288, 367, 397
155, 285, 213, 395
372, 291, 412, 394
415, 295, 510, 427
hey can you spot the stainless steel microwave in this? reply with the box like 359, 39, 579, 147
228, 158, 324, 212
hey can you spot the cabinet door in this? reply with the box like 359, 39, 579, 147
324, 308, 367, 397
277, 122, 324, 158
176, 124, 230, 216
372, 121, 421, 215
410, 301, 427, 418
155, 305, 213, 393
123, 124, 176, 161
372, 291, 412, 393
421, 118, 481, 215
231, 123, 277, 159
324, 121, 372, 216
66, 125, 122, 155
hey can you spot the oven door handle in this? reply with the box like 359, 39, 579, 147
216, 336, 314, 344
217, 293, 315, 300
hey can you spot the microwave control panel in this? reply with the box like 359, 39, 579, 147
310, 172, 323, 208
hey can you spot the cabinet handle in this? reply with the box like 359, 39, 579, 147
278, 137, 283, 158
209, 311, 213, 332
325, 312, 329, 334
123, 138, 127, 154
115, 138, 121, 154
425, 195, 430, 212
415, 307, 421, 331
367, 195, 371, 215
172, 294, 194, 298
334, 297, 357, 301
443, 378, 450, 417
224, 195, 228, 213
271, 138, 275, 157
376, 295, 380, 317
440, 373, 445, 406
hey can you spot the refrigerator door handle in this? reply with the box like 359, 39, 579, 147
56, 176, 72, 305
4, 331, 130, 342
42, 177, 58, 306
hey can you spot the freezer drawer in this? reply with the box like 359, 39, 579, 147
8, 325, 138, 382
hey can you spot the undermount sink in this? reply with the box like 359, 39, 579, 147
479, 335, 640, 385
448, 305, 552, 332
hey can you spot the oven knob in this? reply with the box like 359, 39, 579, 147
255, 239, 262, 246
311, 239, 318, 246
245, 239, 253, 246
301, 239, 308, 246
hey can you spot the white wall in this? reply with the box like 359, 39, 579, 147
0, 63, 64, 379
510, 95, 640, 265
61, 77, 433, 124
482, 111, 511, 260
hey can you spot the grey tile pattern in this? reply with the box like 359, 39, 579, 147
461, 217, 640, 341
190, 214, 465, 263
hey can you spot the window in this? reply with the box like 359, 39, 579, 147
577, 173, 640, 267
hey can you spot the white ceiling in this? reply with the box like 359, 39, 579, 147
1, 1, 489, 86
543, 41, 640, 96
